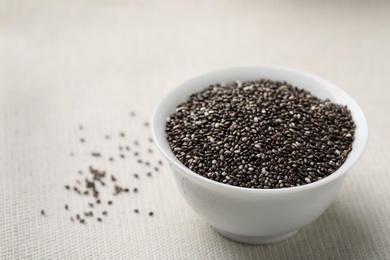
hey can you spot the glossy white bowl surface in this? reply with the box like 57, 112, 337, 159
151, 65, 368, 244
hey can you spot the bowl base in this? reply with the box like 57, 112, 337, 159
213, 227, 298, 244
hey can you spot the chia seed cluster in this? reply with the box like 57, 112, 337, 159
165, 79, 355, 189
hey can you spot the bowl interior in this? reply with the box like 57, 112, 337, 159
151, 65, 368, 192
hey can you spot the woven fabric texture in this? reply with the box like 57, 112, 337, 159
1, 0, 390, 259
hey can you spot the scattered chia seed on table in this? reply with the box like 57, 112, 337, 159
165, 79, 355, 189
61, 112, 164, 225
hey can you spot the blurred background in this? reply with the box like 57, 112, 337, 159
1, 0, 389, 259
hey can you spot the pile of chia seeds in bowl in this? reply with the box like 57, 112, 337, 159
165, 79, 355, 189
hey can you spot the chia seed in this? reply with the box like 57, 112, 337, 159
165, 79, 355, 189
64, 114, 164, 225
91, 152, 101, 157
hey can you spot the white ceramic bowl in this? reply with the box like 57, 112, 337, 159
151, 65, 368, 244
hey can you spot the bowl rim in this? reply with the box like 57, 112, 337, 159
151, 64, 369, 194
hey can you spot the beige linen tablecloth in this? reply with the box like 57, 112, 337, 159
1, 0, 389, 259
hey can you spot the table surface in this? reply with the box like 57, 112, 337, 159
1, 0, 390, 259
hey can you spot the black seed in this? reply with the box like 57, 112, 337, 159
165, 79, 355, 189
113, 185, 123, 195
120, 154, 125, 159
158, 160, 163, 166
65, 205, 69, 210
108, 201, 113, 205
70, 217, 74, 222
102, 211, 108, 216
144, 122, 149, 127
124, 188, 129, 193
65, 185, 70, 190
133, 188, 138, 193
154, 167, 159, 172
133, 174, 139, 179
125, 146, 130, 151
88, 203, 94, 208
83, 211, 93, 217
96, 199, 101, 204
109, 157, 114, 162
80, 138, 85, 143
97, 218, 102, 222
120, 132, 125, 138
111, 175, 116, 182
91, 152, 101, 157
134, 209, 139, 213
146, 172, 152, 177
149, 212, 154, 216
40, 210, 45, 216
